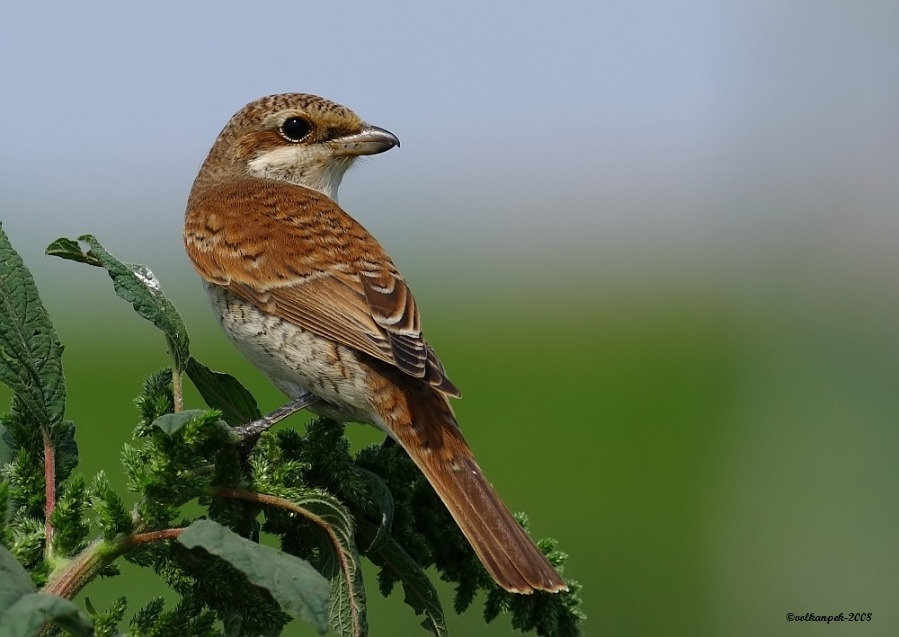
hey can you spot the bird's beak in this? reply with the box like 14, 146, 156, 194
331, 125, 400, 156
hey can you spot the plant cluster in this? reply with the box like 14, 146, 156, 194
0, 225, 583, 636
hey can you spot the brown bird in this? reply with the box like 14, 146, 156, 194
183, 93, 567, 594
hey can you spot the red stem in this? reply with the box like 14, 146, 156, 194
125, 527, 184, 547
43, 430, 56, 550
217, 488, 362, 632
43, 527, 185, 600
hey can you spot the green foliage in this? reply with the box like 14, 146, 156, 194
89, 473, 132, 541
178, 519, 330, 633
2, 401, 48, 521
184, 358, 261, 426
46, 235, 190, 372
0, 224, 66, 434
0, 227, 583, 636
0, 544, 93, 636
87, 595, 126, 637
124, 596, 218, 637
0, 481, 11, 548
49, 475, 90, 558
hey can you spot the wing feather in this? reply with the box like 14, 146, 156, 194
184, 177, 460, 397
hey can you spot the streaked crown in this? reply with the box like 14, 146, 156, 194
193, 93, 398, 200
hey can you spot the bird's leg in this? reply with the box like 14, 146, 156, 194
234, 392, 319, 452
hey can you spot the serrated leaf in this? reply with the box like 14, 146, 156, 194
357, 520, 447, 636
0, 592, 94, 637
0, 224, 66, 433
185, 357, 261, 425
46, 235, 190, 371
178, 519, 330, 634
293, 490, 366, 637
326, 546, 366, 637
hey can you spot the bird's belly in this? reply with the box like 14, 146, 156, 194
203, 283, 376, 427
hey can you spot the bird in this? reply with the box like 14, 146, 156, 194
183, 93, 567, 594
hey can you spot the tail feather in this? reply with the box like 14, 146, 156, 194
387, 383, 567, 594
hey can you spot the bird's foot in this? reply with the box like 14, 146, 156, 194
234, 392, 319, 451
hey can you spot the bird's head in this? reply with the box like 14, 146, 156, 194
197, 93, 399, 201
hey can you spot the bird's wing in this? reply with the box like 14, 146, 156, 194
184, 178, 460, 396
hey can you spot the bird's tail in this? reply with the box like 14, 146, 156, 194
385, 382, 567, 594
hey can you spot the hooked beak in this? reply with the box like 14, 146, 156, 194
330, 125, 400, 156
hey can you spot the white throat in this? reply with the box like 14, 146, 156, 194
246, 146, 353, 201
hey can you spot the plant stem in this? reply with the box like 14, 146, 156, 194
126, 527, 184, 547
43, 430, 56, 552
216, 487, 362, 632
42, 538, 106, 600
42, 528, 184, 600
217, 488, 354, 578
172, 366, 184, 413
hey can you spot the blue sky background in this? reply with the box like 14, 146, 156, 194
2, 1, 897, 293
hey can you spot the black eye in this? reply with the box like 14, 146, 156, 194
280, 117, 312, 142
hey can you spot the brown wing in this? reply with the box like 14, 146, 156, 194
184, 177, 460, 397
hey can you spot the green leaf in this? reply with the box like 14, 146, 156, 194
0, 544, 36, 613
46, 235, 190, 371
0, 224, 66, 433
150, 410, 215, 436
0, 592, 94, 637
178, 519, 330, 634
293, 490, 366, 637
44, 238, 100, 267
354, 468, 394, 546
357, 520, 447, 636
185, 357, 261, 425
0, 545, 94, 635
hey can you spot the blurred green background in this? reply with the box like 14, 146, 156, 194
3, 1, 899, 635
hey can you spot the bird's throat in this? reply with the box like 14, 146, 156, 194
246, 146, 352, 201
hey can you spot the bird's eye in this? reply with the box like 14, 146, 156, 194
280, 117, 312, 142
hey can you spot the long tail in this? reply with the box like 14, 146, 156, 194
383, 381, 567, 594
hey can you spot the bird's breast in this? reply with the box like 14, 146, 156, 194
203, 282, 380, 428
